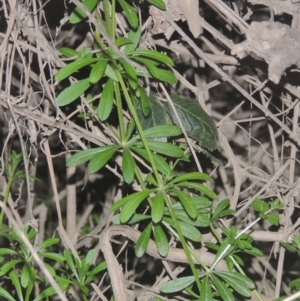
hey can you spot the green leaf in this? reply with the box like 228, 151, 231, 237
191, 196, 212, 209
133, 57, 160, 79
200, 276, 212, 301
67, 145, 120, 166
39, 252, 65, 262
111, 190, 154, 212
124, 28, 141, 54
69, 0, 99, 24
64, 250, 79, 281
267, 213, 279, 225
135, 92, 173, 139
111, 213, 150, 224
0, 248, 19, 256
135, 222, 152, 257
142, 125, 182, 139
156, 69, 178, 84
115, 37, 133, 48
147, 0, 166, 9
90, 59, 108, 83
55, 58, 98, 81
167, 95, 219, 150
160, 276, 195, 293
138, 87, 151, 116
0, 259, 23, 276
134, 141, 183, 157
9, 270, 23, 300
130, 146, 171, 175
21, 264, 30, 288
215, 271, 255, 297
151, 192, 165, 223
56, 78, 91, 106
0, 287, 16, 301
87, 147, 118, 173
98, 78, 114, 121
130, 50, 174, 66
105, 64, 119, 81
121, 60, 137, 87
171, 190, 197, 219
122, 147, 135, 184
212, 199, 233, 221
177, 182, 218, 200
212, 238, 235, 266
169, 172, 213, 184
172, 209, 211, 227
90, 261, 107, 274
211, 274, 235, 301
163, 217, 202, 242
120, 191, 150, 223
251, 198, 268, 214
86, 249, 96, 265
153, 223, 169, 257
59, 47, 79, 58
36, 237, 60, 252
118, 0, 138, 28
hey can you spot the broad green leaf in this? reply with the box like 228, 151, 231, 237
163, 217, 202, 242
171, 190, 197, 219
160, 276, 195, 293
147, 0, 166, 9
177, 182, 218, 200
90, 261, 107, 274
215, 271, 255, 297
64, 250, 79, 281
244, 247, 263, 257
122, 147, 135, 184
111, 190, 154, 212
21, 264, 30, 288
98, 78, 114, 121
59, 47, 79, 58
267, 213, 279, 226
191, 196, 212, 209
86, 249, 96, 265
138, 87, 151, 116
167, 95, 219, 150
211, 274, 235, 301
87, 147, 118, 173
55, 58, 98, 81
212, 238, 235, 266
153, 224, 169, 257
169, 172, 213, 184
281, 242, 298, 253
36, 237, 60, 252
105, 64, 119, 81
118, 0, 138, 28
40, 252, 65, 262
0, 259, 23, 276
33, 280, 70, 301
67, 145, 119, 166
115, 37, 133, 48
200, 276, 212, 301
69, 0, 99, 24
172, 209, 210, 227
112, 213, 150, 224
135, 222, 152, 257
124, 28, 141, 54
130, 50, 174, 66
90, 59, 107, 83
25, 267, 36, 301
130, 146, 171, 175
121, 60, 138, 90
0, 248, 19, 256
134, 141, 184, 157
151, 192, 165, 223
133, 57, 160, 79
120, 192, 150, 223
56, 78, 91, 106
0, 287, 16, 301
9, 270, 22, 300
156, 69, 178, 84
135, 92, 172, 140
142, 125, 182, 139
